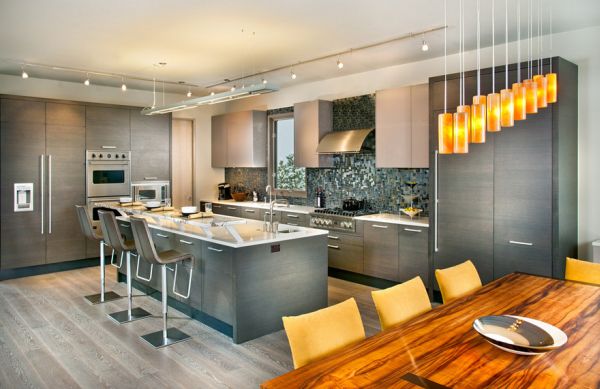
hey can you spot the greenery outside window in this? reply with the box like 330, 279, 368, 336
268, 113, 306, 197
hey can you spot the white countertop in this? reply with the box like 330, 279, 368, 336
354, 213, 430, 227
211, 199, 314, 214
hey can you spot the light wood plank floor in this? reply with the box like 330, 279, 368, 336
0, 266, 381, 388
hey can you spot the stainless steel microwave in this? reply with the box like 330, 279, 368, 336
131, 180, 170, 203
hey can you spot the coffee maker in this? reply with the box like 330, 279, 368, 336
218, 183, 232, 200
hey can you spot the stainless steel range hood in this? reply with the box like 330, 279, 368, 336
316, 128, 374, 154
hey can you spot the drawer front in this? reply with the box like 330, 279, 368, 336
173, 237, 202, 304
281, 212, 309, 227
328, 242, 364, 273
398, 226, 429, 284
364, 222, 399, 281
212, 203, 225, 215
241, 207, 261, 220
327, 232, 363, 247
223, 205, 240, 217
152, 230, 175, 251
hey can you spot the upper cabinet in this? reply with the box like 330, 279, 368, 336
294, 100, 333, 168
130, 110, 171, 181
375, 84, 429, 168
211, 110, 267, 168
85, 106, 131, 150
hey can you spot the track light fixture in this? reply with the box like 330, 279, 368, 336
84, 73, 90, 86
21, 66, 28, 79
121, 77, 127, 91
290, 70, 297, 80
421, 33, 429, 51
186, 89, 192, 97
337, 59, 344, 69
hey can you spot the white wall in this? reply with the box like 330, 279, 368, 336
225, 26, 600, 259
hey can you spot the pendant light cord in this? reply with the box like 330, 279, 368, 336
539, 0, 543, 74
549, 2, 552, 73
444, 0, 447, 113
517, 0, 521, 82
505, 0, 509, 89
477, 0, 481, 95
461, 0, 465, 105
492, 0, 495, 93
529, 0, 532, 79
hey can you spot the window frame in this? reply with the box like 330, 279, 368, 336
268, 112, 307, 198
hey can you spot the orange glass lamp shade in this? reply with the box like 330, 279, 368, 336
546, 73, 557, 103
471, 95, 486, 143
524, 79, 538, 114
457, 105, 471, 142
486, 92, 501, 132
500, 88, 514, 128
512, 82, 527, 120
453, 111, 469, 154
438, 113, 454, 154
533, 74, 548, 108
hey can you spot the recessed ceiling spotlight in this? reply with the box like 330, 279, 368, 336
262, 78, 268, 84
231, 86, 236, 92
21, 66, 29, 79
121, 77, 127, 91
210, 91, 215, 96
290, 70, 297, 80
186, 89, 192, 97
84, 73, 90, 86
337, 59, 344, 69
421, 33, 429, 51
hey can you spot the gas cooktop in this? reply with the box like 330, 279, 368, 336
309, 208, 377, 232
312, 208, 375, 218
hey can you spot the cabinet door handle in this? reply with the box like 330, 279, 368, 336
286, 214, 299, 219
144, 177, 157, 180
179, 239, 193, 245
227, 207, 237, 210
509, 240, 533, 246
207, 246, 223, 252
404, 228, 422, 233
327, 245, 340, 249
156, 233, 169, 238
371, 224, 388, 229
328, 236, 340, 240
101, 145, 116, 149
245, 209, 256, 213
119, 223, 130, 228
40, 154, 44, 235
48, 155, 52, 234
213, 205, 221, 208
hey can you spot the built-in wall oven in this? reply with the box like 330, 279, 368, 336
86, 150, 131, 199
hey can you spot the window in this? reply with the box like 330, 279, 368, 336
269, 113, 306, 196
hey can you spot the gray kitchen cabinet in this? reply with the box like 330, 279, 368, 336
240, 207, 261, 220
327, 231, 364, 273
202, 243, 234, 324
293, 100, 333, 168
221, 204, 241, 217
130, 110, 171, 182
211, 203, 225, 215
0, 99, 47, 269
85, 106, 131, 150
281, 211, 309, 227
375, 84, 429, 168
173, 236, 202, 304
45, 103, 86, 264
363, 221, 399, 281
398, 225, 429, 285
211, 110, 267, 168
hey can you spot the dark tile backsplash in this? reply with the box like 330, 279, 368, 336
224, 94, 429, 214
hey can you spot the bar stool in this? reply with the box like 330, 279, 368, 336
75, 205, 122, 304
98, 210, 152, 323
129, 216, 195, 348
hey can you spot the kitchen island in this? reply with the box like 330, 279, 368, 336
103, 204, 328, 343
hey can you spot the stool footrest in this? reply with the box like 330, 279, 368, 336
84, 291, 121, 305
140, 327, 191, 348
108, 307, 152, 324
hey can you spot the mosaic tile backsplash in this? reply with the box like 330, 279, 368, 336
224, 94, 430, 214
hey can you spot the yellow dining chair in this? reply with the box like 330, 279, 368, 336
371, 276, 432, 331
282, 298, 366, 369
435, 260, 482, 304
565, 257, 600, 285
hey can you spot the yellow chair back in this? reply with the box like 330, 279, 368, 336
282, 298, 365, 369
435, 260, 482, 303
565, 257, 600, 285
371, 276, 432, 331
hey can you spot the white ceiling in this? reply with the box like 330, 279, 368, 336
1, 0, 599, 96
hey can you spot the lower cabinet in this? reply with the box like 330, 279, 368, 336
202, 243, 234, 324
240, 207, 261, 220
327, 232, 364, 273
398, 226, 429, 285
364, 222, 399, 281
281, 212, 309, 227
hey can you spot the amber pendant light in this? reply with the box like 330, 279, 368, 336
487, 0, 501, 132
438, 0, 454, 154
546, 4, 557, 103
471, 0, 486, 143
500, 0, 514, 127
512, 0, 527, 120
524, 0, 538, 114
533, 0, 547, 108
453, 0, 468, 153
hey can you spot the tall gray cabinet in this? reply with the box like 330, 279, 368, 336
429, 57, 578, 287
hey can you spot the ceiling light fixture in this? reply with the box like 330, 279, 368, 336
500, 0, 515, 127
453, 0, 469, 153
186, 89, 192, 97
513, 0, 527, 120
21, 66, 28, 79
438, 0, 454, 155
337, 59, 344, 69
524, 0, 538, 114
210, 91, 215, 96
546, 0, 557, 103
231, 86, 236, 92
421, 33, 429, 51
121, 77, 127, 92
290, 70, 297, 80
533, 0, 547, 108
471, 0, 486, 143
84, 76, 90, 86
487, 0, 502, 132
262, 78, 268, 84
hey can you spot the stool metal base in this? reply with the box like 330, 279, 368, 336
84, 291, 122, 305
108, 307, 152, 324
140, 328, 191, 349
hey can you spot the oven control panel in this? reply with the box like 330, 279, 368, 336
87, 150, 131, 161
309, 216, 355, 233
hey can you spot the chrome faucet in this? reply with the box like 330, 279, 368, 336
269, 198, 289, 232
265, 185, 272, 204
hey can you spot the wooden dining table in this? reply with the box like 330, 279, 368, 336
261, 273, 600, 388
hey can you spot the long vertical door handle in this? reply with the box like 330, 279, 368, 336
434, 150, 439, 252
48, 155, 52, 234
40, 154, 44, 234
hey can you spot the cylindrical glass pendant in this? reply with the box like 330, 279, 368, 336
487, 92, 501, 132
533, 74, 548, 108
438, 113, 454, 154
500, 88, 514, 127
524, 79, 538, 114
512, 82, 527, 120
546, 72, 557, 103
457, 105, 471, 142
471, 95, 486, 143
453, 111, 469, 153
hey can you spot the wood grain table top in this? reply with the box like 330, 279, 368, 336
261, 273, 600, 388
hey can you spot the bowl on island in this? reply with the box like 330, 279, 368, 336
401, 207, 422, 219
181, 206, 198, 216
145, 201, 161, 209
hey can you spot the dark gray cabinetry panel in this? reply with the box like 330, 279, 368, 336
202, 243, 234, 324
281, 212, 309, 227
85, 106, 131, 150
398, 226, 429, 285
211, 114, 227, 167
221, 204, 241, 217
0, 99, 46, 269
45, 103, 86, 264
327, 232, 363, 273
240, 207, 261, 220
130, 111, 170, 182
363, 222, 399, 281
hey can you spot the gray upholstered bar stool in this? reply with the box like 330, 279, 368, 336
75, 205, 122, 304
98, 210, 152, 324
129, 216, 195, 348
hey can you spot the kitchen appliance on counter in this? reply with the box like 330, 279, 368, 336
86, 150, 131, 199
310, 207, 375, 233
218, 182, 232, 200
131, 180, 170, 204
342, 198, 365, 211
